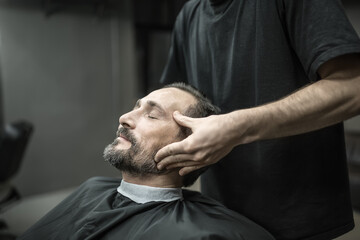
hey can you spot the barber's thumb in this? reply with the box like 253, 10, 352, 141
173, 111, 193, 127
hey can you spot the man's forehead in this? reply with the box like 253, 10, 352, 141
144, 88, 196, 112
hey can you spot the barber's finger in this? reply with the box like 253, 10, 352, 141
155, 141, 187, 162
165, 160, 201, 170
156, 153, 193, 170
179, 165, 203, 176
173, 111, 195, 128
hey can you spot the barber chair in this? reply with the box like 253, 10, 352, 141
0, 121, 33, 186
345, 131, 360, 212
0, 120, 33, 239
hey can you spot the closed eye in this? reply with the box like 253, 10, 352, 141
147, 115, 158, 120
133, 99, 165, 120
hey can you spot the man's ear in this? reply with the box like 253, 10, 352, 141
177, 125, 192, 139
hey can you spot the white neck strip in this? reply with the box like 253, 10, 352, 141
117, 180, 183, 204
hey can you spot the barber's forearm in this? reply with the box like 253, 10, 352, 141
225, 76, 360, 146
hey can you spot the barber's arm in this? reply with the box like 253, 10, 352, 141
155, 53, 360, 175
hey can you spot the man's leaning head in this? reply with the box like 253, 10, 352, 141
103, 83, 220, 187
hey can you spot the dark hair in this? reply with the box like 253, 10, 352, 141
162, 82, 221, 187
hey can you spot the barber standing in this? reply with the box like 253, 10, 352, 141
155, 0, 360, 239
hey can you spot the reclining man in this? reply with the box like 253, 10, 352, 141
19, 83, 274, 240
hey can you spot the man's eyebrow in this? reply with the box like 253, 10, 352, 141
146, 100, 166, 114
134, 99, 166, 114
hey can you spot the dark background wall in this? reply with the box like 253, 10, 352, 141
343, 0, 360, 131
0, 0, 138, 196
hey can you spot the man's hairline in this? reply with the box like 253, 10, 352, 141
164, 87, 200, 114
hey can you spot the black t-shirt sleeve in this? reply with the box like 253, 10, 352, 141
280, 0, 360, 81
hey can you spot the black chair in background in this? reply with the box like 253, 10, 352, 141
0, 121, 34, 186
0, 120, 33, 238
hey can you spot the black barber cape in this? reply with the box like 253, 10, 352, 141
19, 177, 274, 240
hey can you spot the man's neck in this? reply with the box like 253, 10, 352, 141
121, 171, 182, 188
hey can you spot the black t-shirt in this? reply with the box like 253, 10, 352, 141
160, 0, 360, 239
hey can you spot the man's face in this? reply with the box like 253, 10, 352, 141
103, 88, 196, 176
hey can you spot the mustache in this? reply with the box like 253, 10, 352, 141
116, 128, 136, 145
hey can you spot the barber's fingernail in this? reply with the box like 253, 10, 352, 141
157, 164, 163, 170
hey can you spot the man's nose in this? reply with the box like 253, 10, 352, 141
119, 112, 135, 129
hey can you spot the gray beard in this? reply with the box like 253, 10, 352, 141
103, 138, 164, 176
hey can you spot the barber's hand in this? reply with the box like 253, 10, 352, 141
155, 111, 235, 176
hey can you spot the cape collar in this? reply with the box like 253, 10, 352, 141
117, 180, 183, 204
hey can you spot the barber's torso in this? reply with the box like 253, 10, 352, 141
161, 0, 360, 239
